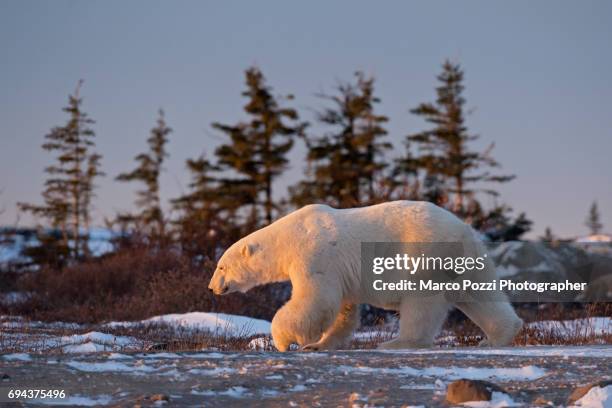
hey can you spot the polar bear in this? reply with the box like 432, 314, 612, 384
208, 201, 523, 351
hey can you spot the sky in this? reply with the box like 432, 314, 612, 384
0, 0, 611, 239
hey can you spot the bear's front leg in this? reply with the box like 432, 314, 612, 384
302, 303, 358, 351
271, 277, 341, 352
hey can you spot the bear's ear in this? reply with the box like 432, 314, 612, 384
241, 243, 257, 257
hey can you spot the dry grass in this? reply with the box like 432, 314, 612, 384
1, 307, 609, 355
3, 247, 288, 323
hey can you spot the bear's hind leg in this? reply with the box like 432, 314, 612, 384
456, 301, 522, 346
378, 300, 449, 349
302, 303, 358, 351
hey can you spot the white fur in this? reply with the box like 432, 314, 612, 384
209, 201, 523, 351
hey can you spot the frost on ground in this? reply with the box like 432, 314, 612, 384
336, 364, 546, 381
0, 313, 610, 406
528, 317, 611, 337
1, 313, 610, 354
1, 347, 610, 407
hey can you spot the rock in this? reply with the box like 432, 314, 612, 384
488, 241, 612, 302
567, 380, 612, 405
446, 379, 506, 404
579, 274, 612, 301
533, 396, 551, 405
149, 393, 169, 402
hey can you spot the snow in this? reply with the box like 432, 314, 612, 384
107, 353, 132, 360
34, 394, 114, 406
65, 360, 157, 373
461, 392, 517, 408
187, 367, 238, 376
191, 386, 250, 398
379, 345, 612, 358
61, 331, 135, 346
59, 331, 140, 353
337, 365, 545, 381
528, 317, 611, 336
248, 336, 274, 350
107, 312, 271, 337
0, 227, 115, 268
571, 385, 612, 408
2, 352, 32, 361
0, 291, 29, 305
576, 234, 612, 243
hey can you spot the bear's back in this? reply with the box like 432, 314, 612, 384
277, 201, 466, 244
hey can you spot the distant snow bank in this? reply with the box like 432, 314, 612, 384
107, 312, 271, 337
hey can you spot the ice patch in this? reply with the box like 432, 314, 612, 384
33, 394, 114, 406
378, 346, 612, 358
188, 367, 238, 376
141, 352, 180, 359
191, 386, 250, 398
337, 365, 545, 381
65, 360, 156, 373
107, 353, 132, 360
3, 352, 32, 361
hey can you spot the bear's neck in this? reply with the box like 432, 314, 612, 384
249, 225, 294, 284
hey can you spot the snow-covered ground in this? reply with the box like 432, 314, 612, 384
0, 227, 115, 268
0, 312, 272, 354
1, 313, 610, 354
1, 346, 610, 407
528, 316, 611, 336
107, 311, 271, 337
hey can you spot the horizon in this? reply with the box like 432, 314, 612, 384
1, 1, 611, 239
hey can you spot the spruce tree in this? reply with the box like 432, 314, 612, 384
172, 156, 242, 258
290, 72, 391, 208
18, 81, 103, 260
540, 227, 555, 242
585, 201, 603, 235
116, 110, 171, 239
407, 61, 513, 216
213, 67, 306, 226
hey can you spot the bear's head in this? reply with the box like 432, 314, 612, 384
208, 240, 263, 295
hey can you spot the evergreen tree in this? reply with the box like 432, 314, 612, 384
18, 81, 103, 260
540, 227, 555, 242
290, 72, 391, 208
213, 67, 306, 226
473, 204, 532, 241
116, 110, 171, 239
407, 61, 513, 216
172, 156, 243, 258
585, 201, 603, 235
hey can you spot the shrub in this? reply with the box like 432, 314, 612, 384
8, 247, 288, 323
